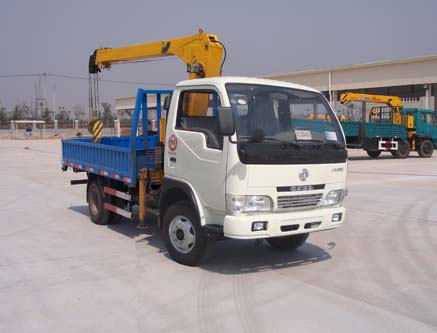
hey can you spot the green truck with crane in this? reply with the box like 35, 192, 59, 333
339, 92, 437, 158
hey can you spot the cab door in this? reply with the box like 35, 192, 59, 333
164, 87, 228, 213
419, 112, 437, 140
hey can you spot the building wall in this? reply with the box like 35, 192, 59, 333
264, 55, 437, 111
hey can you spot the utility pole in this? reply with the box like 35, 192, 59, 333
52, 85, 56, 121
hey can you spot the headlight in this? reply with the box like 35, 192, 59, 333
323, 189, 348, 206
226, 195, 272, 214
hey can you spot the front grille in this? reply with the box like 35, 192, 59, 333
277, 184, 325, 192
277, 193, 323, 209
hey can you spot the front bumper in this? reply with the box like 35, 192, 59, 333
223, 206, 345, 239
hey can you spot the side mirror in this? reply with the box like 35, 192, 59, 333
163, 95, 171, 111
217, 107, 236, 136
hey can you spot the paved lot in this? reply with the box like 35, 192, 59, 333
1, 139, 436, 332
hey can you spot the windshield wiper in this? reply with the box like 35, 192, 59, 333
324, 142, 345, 149
238, 135, 305, 148
262, 137, 303, 148
298, 139, 345, 149
299, 139, 324, 143
296, 139, 324, 149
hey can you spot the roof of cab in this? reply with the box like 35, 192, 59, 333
175, 76, 320, 93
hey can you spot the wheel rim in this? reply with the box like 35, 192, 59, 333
398, 141, 409, 157
169, 215, 196, 254
423, 142, 433, 155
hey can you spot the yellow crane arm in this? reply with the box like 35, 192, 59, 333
339, 92, 403, 125
340, 92, 402, 108
89, 30, 224, 79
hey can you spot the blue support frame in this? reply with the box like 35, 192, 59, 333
62, 89, 173, 189
129, 89, 173, 184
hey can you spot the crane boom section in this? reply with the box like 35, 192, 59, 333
340, 92, 402, 107
89, 31, 223, 79
340, 92, 403, 125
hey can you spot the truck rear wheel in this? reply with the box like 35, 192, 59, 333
266, 233, 309, 251
418, 139, 433, 158
366, 150, 381, 158
392, 140, 410, 159
87, 180, 122, 225
162, 202, 209, 266
88, 181, 111, 225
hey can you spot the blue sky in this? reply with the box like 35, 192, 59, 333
1, 0, 437, 111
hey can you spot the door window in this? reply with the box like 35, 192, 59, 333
176, 90, 223, 150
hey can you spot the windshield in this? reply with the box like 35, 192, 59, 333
226, 83, 347, 165
226, 83, 344, 145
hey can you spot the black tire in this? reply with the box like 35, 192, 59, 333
392, 140, 410, 159
87, 180, 111, 225
418, 139, 433, 158
366, 150, 381, 158
162, 202, 209, 266
266, 233, 309, 251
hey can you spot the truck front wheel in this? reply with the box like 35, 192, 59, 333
162, 202, 209, 266
418, 139, 433, 158
266, 233, 309, 251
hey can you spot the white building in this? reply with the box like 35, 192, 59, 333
115, 55, 437, 120
263, 55, 437, 113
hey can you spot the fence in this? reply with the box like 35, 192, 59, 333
1, 118, 136, 139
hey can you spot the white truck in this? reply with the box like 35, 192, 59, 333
62, 76, 348, 266
162, 76, 347, 264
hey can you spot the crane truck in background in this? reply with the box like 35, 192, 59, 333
339, 92, 437, 158
61, 31, 348, 266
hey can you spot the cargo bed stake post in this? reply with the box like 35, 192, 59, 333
138, 168, 148, 227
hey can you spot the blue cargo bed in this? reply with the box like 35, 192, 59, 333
61, 89, 172, 187
62, 135, 159, 187
341, 121, 407, 139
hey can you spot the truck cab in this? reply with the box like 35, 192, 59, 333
159, 77, 348, 265
404, 108, 437, 157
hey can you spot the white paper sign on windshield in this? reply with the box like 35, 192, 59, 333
325, 131, 338, 141
295, 130, 312, 141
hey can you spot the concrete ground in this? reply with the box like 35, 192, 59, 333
0, 139, 436, 333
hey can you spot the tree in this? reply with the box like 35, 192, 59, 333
56, 110, 70, 123
11, 103, 27, 120
101, 102, 114, 126
0, 100, 7, 124
41, 107, 52, 123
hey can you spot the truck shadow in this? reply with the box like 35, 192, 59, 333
69, 205, 158, 239
69, 205, 332, 274
198, 240, 332, 275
